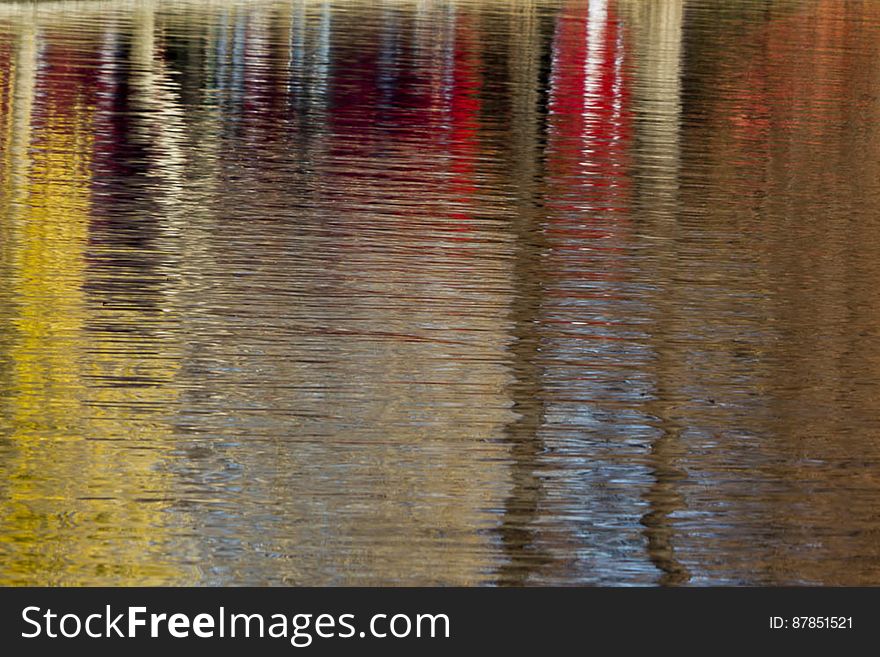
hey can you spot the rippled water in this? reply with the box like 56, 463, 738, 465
1, 0, 880, 586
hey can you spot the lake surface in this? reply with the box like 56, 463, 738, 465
2, 0, 880, 585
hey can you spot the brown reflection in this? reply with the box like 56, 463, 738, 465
157, 0, 520, 585
493, 0, 555, 586
3, 0, 880, 586
620, 0, 690, 585
667, 0, 880, 584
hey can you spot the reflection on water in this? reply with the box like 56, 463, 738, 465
1, 0, 880, 585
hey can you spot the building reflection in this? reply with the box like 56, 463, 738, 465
1, 0, 880, 585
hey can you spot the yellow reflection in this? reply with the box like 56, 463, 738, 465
0, 19, 193, 585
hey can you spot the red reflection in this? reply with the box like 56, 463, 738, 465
545, 0, 633, 288
547, 0, 632, 211
446, 13, 482, 230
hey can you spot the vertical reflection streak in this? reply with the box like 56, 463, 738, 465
496, 0, 554, 586
622, 0, 689, 585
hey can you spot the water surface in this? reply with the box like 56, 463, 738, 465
2, 0, 880, 585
